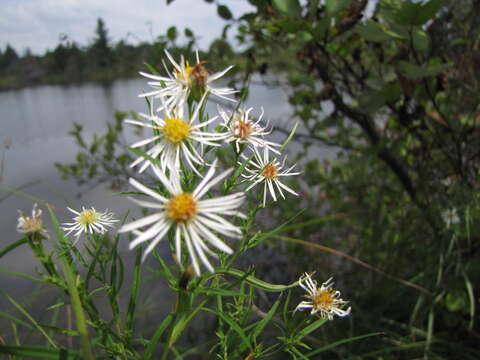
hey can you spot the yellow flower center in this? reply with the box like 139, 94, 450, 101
78, 210, 99, 227
313, 288, 335, 310
176, 63, 194, 82
162, 117, 191, 144
166, 193, 197, 222
262, 164, 277, 179
233, 120, 253, 140
175, 62, 208, 89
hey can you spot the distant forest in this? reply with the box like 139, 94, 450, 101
0, 18, 237, 91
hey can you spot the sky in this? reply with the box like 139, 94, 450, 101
0, 0, 253, 55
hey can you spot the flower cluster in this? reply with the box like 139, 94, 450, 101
17, 50, 350, 321
116, 50, 301, 274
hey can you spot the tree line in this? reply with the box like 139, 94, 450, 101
0, 18, 235, 91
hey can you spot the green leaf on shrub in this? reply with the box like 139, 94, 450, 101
0, 345, 79, 359
356, 20, 392, 42
184, 28, 194, 37
394, 0, 444, 26
167, 26, 177, 41
398, 60, 450, 79
217, 5, 233, 20
326, 0, 352, 16
272, 0, 302, 17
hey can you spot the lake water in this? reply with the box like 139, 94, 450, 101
0, 77, 308, 331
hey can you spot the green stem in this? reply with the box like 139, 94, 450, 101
47, 205, 95, 360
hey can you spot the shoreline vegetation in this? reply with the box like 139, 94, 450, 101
0, 18, 240, 92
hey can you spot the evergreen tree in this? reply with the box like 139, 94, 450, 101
90, 18, 114, 68
0, 44, 19, 69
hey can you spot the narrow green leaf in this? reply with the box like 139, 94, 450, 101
143, 62, 160, 76
0, 238, 28, 258
145, 313, 175, 359
215, 268, 299, 292
6, 295, 58, 348
0, 345, 79, 359
203, 308, 253, 352
197, 287, 246, 297
0, 311, 34, 330
252, 295, 281, 341
126, 248, 142, 335
296, 317, 328, 339
39, 324, 80, 337
463, 273, 475, 330
306, 332, 382, 356
0, 268, 45, 283
281, 121, 299, 151
47, 302, 66, 310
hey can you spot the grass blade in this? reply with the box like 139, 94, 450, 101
125, 248, 142, 336
6, 295, 58, 348
306, 332, 383, 356
0, 345, 79, 359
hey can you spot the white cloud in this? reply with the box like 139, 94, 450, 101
0, 0, 253, 55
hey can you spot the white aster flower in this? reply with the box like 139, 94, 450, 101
119, 162, 245, 275
126, 93, 227, 175
218, 106, 280, 154
17, 203, 48, 236
241, 147, 300, 207
295, 273, 351, 320
442, 208, 460, 228
62, 207, 118, 241
139, 49, 237, 109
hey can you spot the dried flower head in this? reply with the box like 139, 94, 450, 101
17, 203, 48, 236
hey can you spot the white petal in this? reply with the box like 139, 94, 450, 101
119, 213, 163, 233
